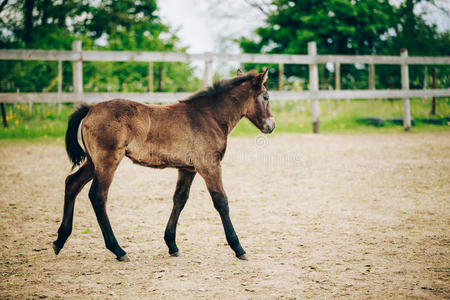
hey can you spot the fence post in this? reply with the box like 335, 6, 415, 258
369, 60, 375, 90
278, 63, 284, 91
72, 41, 83, 101
401, 48, 411, 131
148, 62, 154, 93
157, 64, 163, 92
58, 60, 62, 112
431, 68, 436, 115
308, 41, 319, 133
335, 62, 340, 90
204, 55, 213, 87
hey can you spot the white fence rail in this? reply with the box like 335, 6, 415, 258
2, 48, 449, 65
1, 41, 449, 132
0, 89, 448, 103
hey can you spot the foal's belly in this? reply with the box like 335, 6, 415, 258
125, 145, 193, 170
125, 151, 168, 169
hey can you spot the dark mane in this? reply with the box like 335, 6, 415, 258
180, 71, 257, 103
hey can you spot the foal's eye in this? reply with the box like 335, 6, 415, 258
263, 93, 269, 101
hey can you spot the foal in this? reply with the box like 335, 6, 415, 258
53, 69, 275, 261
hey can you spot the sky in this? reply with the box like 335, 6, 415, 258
157, 0, 265, 54
157, 0, 450, 54
157, 0, 214, 53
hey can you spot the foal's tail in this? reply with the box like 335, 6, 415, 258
65, 104, 90, 169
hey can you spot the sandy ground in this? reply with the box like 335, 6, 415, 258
0, 133, 449, 299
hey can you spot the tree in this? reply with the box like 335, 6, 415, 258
380, 0, 450, 90
389, 0, 450, 56
240, 0, 397, 55
0, 0, 201, 93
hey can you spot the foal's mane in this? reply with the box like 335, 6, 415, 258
180, 71, 258, 103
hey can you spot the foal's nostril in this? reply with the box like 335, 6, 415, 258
262, 117, 275, 134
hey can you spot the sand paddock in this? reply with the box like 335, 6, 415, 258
0, 133, 448, 299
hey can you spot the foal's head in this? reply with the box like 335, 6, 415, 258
240, 68, 275, 134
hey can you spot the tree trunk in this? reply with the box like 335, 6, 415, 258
1, 103, 7, 128
41, 0, 51, 25
23, 0, 35, 46
0, 84, 7, 128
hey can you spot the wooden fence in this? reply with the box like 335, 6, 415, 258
1, 41, 449, 132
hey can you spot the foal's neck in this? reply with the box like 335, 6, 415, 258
210, 92, 247, 136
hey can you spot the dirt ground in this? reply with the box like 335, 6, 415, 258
0, 133, 449, 299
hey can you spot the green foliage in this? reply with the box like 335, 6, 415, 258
240, 0, 398, 55
0, 0, 202, 94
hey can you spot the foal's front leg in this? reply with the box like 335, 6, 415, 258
164, 169, 196, 256
199, 165, 247, 260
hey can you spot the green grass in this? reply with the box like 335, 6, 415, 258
0, 98, 448, 140
0, 103, 73, 139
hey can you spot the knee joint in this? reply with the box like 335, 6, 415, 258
65, 174, 78, 194
88, 184, 104, 201
173, 190, 189, 209
174, 187, 189, 201
211, 192, 229, 213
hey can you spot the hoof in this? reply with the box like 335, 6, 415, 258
170, 251, 180, 257
117, 254, 130, 262
52, 242, 61, 255
238, 253, 248, 261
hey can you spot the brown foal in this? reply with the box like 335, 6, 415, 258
53, 69, 275, 261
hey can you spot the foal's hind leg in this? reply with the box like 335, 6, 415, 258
88, 151, 129, 261
164, 169, 196, 256
53, 160, 94, 255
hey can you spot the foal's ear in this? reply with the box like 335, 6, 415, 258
261, 67, 269, 84
253, 67, 269, 88
237, 68, 243, 76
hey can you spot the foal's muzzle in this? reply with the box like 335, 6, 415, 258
261, 117, 275, 134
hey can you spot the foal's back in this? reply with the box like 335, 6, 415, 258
82, 99, 222, 170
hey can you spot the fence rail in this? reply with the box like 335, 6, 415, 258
0, 89, 448, 104
1, 41, 449, 132
1, 49, 449, 65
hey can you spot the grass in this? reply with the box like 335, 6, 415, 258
0, 98, 448, 141
0, 103, 73, 139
